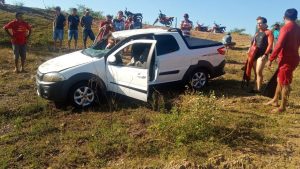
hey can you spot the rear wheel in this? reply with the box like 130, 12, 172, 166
189, 69, 208, 90
69, 81, 99, 108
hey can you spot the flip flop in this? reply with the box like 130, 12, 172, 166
270, 108, 285, 113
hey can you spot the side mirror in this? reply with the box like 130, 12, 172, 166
107, 55, 116, 64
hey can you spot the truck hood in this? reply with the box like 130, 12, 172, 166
38, 51, 95, 73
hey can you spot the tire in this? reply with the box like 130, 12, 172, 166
188, 69, 209, 90
69, 81, 98, 108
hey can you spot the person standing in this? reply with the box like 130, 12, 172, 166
273, 23, 280, 47
180, 13, 193, 37
80, 9, 95, 49
113, 11, 125, 31
3, 12, 31, 73
53, 6, 66, 51
249, 16, 274, 93
96, 15, 114, 42
265, 8, 300, 113
67, 8, 80, 50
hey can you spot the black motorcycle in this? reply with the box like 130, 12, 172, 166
124, 8, 143, 29
195, 22, 209, 32
153, 10, 174, 27
212, 22, 226, 33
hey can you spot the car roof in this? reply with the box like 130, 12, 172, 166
112, 28, 168, 39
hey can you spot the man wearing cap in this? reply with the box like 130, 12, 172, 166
265, 8, 300, 113
80, 9, 95, 49
53, 6, 66, 51
3, 12, 31, 73
180, 13, 193, 37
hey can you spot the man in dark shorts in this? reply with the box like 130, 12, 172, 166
265, 8, 300, 113
53, 6, 66, 51
67, 8, 79, 50
3, 12, 31, 73
80, 9, 95, 49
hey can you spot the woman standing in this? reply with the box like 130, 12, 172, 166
250, 16, 274, 93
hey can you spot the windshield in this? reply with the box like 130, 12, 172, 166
82, 48, 110, 58
82, 37, 115, 58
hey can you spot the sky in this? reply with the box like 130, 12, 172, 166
6, 0, 300, 35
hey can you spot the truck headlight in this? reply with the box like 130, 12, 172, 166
42, 73, 65, 82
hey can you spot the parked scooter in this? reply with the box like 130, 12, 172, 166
153, 10, 174, 27
212, 22, 226, 33
124, 8, 143, 29
195, 22, 209, 32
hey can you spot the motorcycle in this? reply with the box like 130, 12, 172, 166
124, 8, 143, 29
153, 10, 174, 27
212, 22, 226, 33
194, 22, 209, 32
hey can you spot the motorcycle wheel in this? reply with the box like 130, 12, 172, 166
165, 21, 172, 27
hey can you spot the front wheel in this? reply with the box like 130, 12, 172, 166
165, 20, 172, 27
188, 69, 208, 90
69, 81, 98, 108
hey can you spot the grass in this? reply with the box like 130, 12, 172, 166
1, 5, 300, 169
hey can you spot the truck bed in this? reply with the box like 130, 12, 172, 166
184, 37, 223, 49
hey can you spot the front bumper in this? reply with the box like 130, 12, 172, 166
36, 78, 67, 102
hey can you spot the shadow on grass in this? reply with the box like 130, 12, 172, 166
82, 78, 255, 113
215, 124, 280, 155
232, 47, 249, 51
226, 59, 245, 65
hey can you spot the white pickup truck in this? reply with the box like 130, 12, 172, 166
36, 28, 226, 108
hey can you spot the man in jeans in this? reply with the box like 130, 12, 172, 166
68, 8, 79, 50
80, 9, 95, 49
3, 12, 31, 73
53, 6, 66, 51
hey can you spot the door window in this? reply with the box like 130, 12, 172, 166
114, 43, 152, 69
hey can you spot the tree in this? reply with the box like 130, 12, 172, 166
69, 4, 104, 19
230, 28, 246, 35
272, 20, 300, 29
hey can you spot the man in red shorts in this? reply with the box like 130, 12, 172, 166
265, 8, 300, 112
3, 12, 31, 73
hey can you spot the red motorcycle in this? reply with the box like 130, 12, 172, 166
153, 10, 174, 27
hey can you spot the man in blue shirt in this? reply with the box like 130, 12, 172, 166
113, 11, 125, 31
68, 8, 80, 50
80, 9, 95, 49
53, 6, 66, 51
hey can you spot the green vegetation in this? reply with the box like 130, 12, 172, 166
230, 28, 246, 35
68, 4, 105, 19
0, 5, 300, 168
